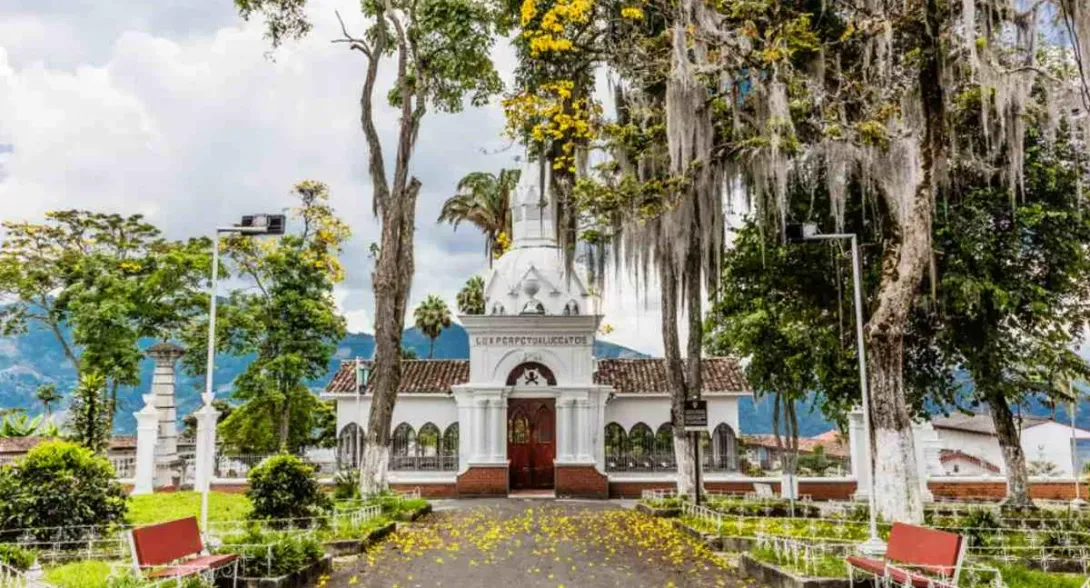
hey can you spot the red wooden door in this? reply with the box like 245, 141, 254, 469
507, 399, 555, 490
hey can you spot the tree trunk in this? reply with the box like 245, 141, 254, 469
661, 242, 695, 498
278, 396, 291, 451
428, 338, 435, 359
865, 184, 933, 523
362, 179, 420, 495
983, 385, 1034, 507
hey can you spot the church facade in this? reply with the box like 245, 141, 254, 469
322, 164, 751, 498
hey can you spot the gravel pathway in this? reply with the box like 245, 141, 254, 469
329, 499, 757, 588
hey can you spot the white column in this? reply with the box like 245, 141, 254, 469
556, 400, 569, 461
474, 398, 488, 462
147, 343, 185, 488
912, 421, 938, 502
131, 395, 159, 495
576, 399, 590, 461
491, 398, 506, 462
849, 409, 869, 499
456, 398, 472, 470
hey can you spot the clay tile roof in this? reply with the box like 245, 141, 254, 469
325, 360, 470, 394
0, 435, 136, 455
939, 449, 1001, 474
324, 357, 750, 395
592, 358, 750, 394
741, 432, 850, 458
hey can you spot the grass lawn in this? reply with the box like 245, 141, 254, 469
44, 560, 113, 588
127, 491, 251, 527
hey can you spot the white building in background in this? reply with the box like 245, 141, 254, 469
323, 161, 752, 498
931, 412, 1090, 477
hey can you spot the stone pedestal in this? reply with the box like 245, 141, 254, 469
911, 421, 939, 502
848, 409, 870, 500
147, 342, 185, 488
131, 394, 159, 495
193, 398, 221, 492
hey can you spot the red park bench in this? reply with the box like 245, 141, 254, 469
128, 517, 238, 586
846, 522, 967, 587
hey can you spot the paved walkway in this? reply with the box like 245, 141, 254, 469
330, 499, 754, 587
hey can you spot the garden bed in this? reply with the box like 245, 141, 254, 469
635, 503, 680, 518
322, 520, 397, 556
217, 555, 332, 588
740, 553, 861, 588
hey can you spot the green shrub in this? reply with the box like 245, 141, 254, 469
0, 440, 127, 542
0, 543, 36, 571
43, 560, 112, 588
332, 470, 360, 500
218, 526, 324, 578
246, 454, 330, 527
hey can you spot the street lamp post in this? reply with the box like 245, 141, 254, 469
197, 215, 286, 536
786, 223, 886, 556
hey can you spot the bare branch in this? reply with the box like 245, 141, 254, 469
332, 10, 373, 58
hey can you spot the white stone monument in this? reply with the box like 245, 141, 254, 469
147, 342, 185, 488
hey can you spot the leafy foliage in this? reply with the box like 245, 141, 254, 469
181, 181, 349, 453
439, 169, 520, 261
0, 440, 127, 542
246, 453, 330, 527
0, 211, 210, 432
0, 543, 36, 571
218, 526, 325, 578
456, 276, 486, 315
66, 372, 112, 452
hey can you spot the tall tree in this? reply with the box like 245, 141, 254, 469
439, 169, 521, 261
0, 212, 211, 433
237, 0, 505, 493
67, 372, 111, 453
456, 275, 486, 315
35, 384, 61, 416
181, 181, 350, 453
927, 116, 1090, 507
413, 294, 452, 358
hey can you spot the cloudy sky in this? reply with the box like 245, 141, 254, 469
0, 0, 688, 355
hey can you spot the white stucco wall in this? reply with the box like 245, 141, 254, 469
934, 428, 1004, 474
334, 395, 459, 434
1021, 421, 1090, 476
603, 395, 740, 436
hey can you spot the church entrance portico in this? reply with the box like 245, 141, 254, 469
507, 398, 555, 490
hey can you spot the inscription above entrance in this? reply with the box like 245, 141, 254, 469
474, 335, 590, 347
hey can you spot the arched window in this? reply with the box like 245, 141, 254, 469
418, 423, 441, 470
629, 423, 655, 471
709, 423, 739, 471
655, 423, 676, 471
563, 300, 579, 315
509, 409, 530, 444
604, 423, 627, 472
491, 303, 505, 315
506, 362, 557, 386
391, 423, 416, 470
441, 424, 459, 471
521, 300, 546, 315
337, 423, 363, 470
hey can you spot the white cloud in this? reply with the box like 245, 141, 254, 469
0, 0, 678, 356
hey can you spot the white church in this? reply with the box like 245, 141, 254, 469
323, 165, 752, 498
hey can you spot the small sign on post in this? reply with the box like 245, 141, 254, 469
684, 399, 708, 430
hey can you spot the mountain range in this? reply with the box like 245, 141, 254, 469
2, 320, 1085, 437
0, 321, 650, 433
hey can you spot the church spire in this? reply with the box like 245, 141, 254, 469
510, 159, 556, 248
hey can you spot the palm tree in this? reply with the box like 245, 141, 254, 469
438, 168, 520, 262
413, 295, 452, 359
35, 383, 62, 416
456, 276, 486, 315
